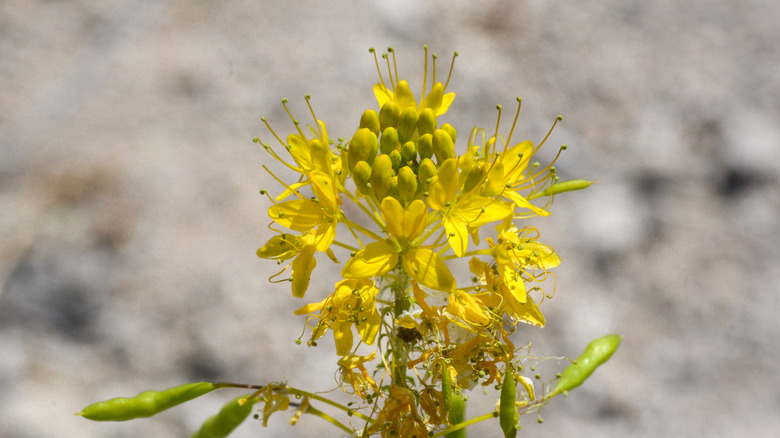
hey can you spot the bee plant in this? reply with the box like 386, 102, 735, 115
79, 46, 620, 438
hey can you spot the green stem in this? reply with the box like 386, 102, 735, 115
433, 412, 497, 438
389, 262, 412, 387
303, 404, 353, 433
287, 387, 373, 422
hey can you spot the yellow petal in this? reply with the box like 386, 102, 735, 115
256, 234, 301, 260
381, 197, 405, 238
314, 219, 337, 252
269, 199, 323, 231
404, 248, 456, 292
436, 92, 456, 116
357, 310, 381, 346
503, 190, 550, 217
291, 239, 317, 298
373, 83, 393, 109
286, 134, 312, 171
428, 158, 458, 211
341, 241, 399, 279
443, 217, 468, 257
310, 170, 338, 211
294, 296, 328, 315
333, 321, 354, 356
403, 200, 428, 240
394, 80, 417, 110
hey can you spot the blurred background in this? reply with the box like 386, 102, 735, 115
1, 1, 779, 437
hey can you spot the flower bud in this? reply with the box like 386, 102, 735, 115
348, 128, 378, 172
440, 123, 457, 145
379, 101, 400, 130
417, 133, 434, 160
432, 129, 455, 164
417, 158, 437, 187
420, 82, 444, 112
401, 141, 417, 164
396, 166, 417, 205
380, 127, 400, 155
416, 108, 437, 136
359, 109, 381, 136
370, 154, 394, 199
396, 107, 419, 144
352, 160, 372, 195
389, 149, 403, 171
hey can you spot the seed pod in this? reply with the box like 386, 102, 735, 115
432, 129, 455, 164
359, 109, 381, 136
446, 392, 466, 438
370, 154, 394, 200
191, 394, 259, 438
78, 382, 216, 421
499, 369, 519, 438
527, 179, 595, 200
352, 160, 372, 195
417, 133, 434, 160
416, 108, 437, 136
551, 334, 622, 396
379, 100, 400, 130
401, 141, 417, 164
348, 128, 378, 172
396, 166, 417, 205
380, 127, 400, 155
396, 107, 419, 144
440, 123, 457, 145
440, 362, 453, 415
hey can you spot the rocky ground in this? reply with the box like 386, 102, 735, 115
1, 1, 779, 437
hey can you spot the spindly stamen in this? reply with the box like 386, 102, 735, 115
382, 52, 395, 90
443, 51, 459, 91
281, 98, 307, 139
369, 48, 388, 91
421, 45, 429, 100
387, 47, 399, 86
503, 97, 522, 153
304, 95, 324, 139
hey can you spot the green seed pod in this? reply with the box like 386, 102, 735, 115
417, 158, 437, 188
191, 394, 259, 438
446, 393, 467, 438
370, 154, 394, 199
527, 179, 595, 200
499, 369, 519, 438
551, 334, 622, 396
379, 100, 400, 130
359, 109, 381, 137
78, 382, 216, 422
396, 166, 417, 205
440, 123, 457, 145
352, 160, 372, 195
401, 141, 417, 164
416, 108, 437, 136
396, 106, 419, 144
389, 149, 403, 172
347, 128, 379, 172
380, 126, 400, 155
417, 133, 434, 160
440, 362, 453, 415
432, 129, 455, 164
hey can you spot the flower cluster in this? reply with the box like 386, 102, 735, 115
254, 47, 591, 436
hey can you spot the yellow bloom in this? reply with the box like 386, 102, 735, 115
337, 352, 378, 398
469, 257, 545, 327
341, 197, 457, 292
294, 279, 381, 356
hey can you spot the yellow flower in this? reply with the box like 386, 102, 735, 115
294, 278, 381, 356
337, 352, 378, 398
366, 384, 428, 438
341, 197, 457, 292
469, 257, 545, 327
427, 158, 513, 257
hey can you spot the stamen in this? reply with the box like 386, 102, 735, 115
387, 47, 399, 85
382, 52, 395, 90
304, 95, 324, 139
281, 99, 307, 139
443, 51, 459, 91
503, 97, 522, 153
421, 45, 428, 101
431, 53, 438, 86
493, 105, 503, 153
369, 48, 388, 90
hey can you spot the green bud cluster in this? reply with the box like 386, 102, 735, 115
347, 101, 456, 205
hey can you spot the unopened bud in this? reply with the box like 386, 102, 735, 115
396, 107, 419, 144
416, 108, 437, 136
359, 109, 381, 136
433, 129, 455, 164
379, 101, 400, 130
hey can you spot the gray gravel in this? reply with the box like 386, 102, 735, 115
2, 1, 779, 437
